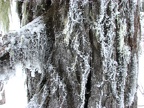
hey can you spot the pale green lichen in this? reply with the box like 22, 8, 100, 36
0, 0, 11, 32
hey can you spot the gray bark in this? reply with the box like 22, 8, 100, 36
0, 0, 141, 108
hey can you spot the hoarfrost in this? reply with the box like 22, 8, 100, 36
0, 0, 140, 107
7, 16, 47, 77
64, 0, 91, 108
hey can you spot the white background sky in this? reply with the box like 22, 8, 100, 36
137, 12, 144, 108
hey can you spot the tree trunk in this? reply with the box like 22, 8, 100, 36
0, 0, 141, 108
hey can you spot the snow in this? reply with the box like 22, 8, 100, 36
0, 63, 27, 108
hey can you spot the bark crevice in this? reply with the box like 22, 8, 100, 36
84, 71, 91, 108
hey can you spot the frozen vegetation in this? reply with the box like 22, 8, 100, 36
0, 0, 141, 108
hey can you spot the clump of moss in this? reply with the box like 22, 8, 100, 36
0, 0, 11, 32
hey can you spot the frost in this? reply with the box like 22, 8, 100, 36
26, 94, 40, 108
90, 0, 139, 107
122, 45, 131, 64
63, 1, 91, 107
63, 0, 84, 45
0, 16, 48, 107
93, 1, 120, 105
1, 63, 27, 108
6, 16, 47, 77
0, 0, 140, 107
119, 19, 127, 51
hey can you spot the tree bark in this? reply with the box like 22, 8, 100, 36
0, 0, 141, 108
